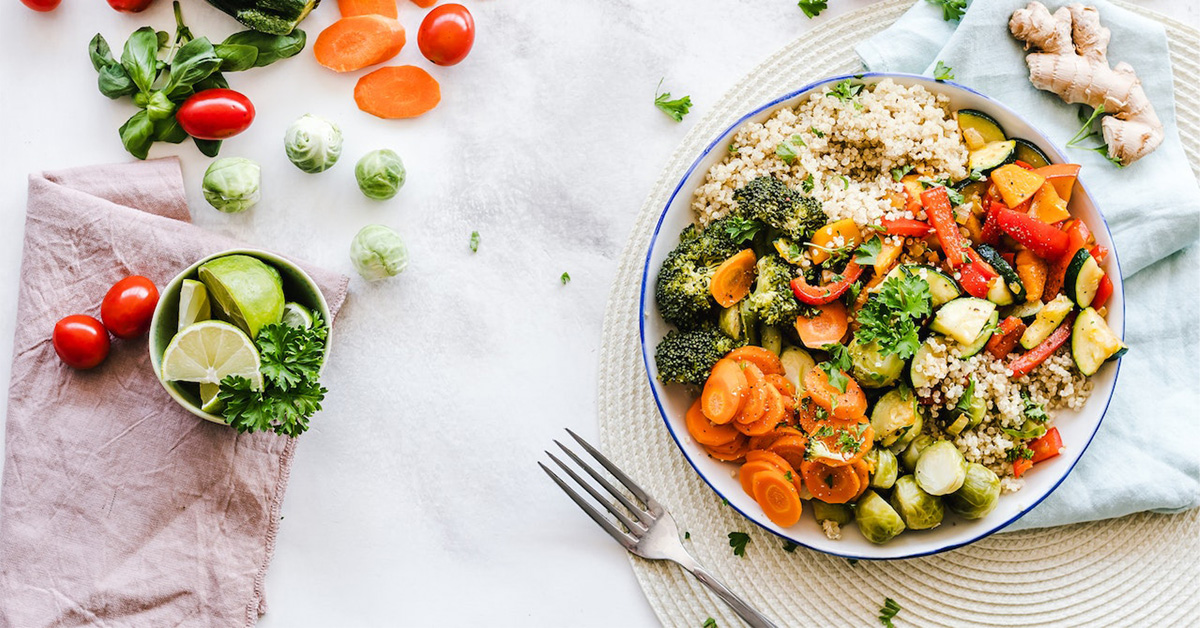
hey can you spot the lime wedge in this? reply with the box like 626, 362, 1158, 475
281, 302, 313, 329
161, 320, 263, 389
199, 382, 224, 413
197, 255, 285, 339
178, 279, 212, 332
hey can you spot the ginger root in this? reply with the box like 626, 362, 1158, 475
1009, 2, 1163, 166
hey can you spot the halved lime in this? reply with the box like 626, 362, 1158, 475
281, 302, 313, 329
178, 279, 212, 332
161, 320, 263, 389
199, 382, 224, 413
197, 255, 285, 339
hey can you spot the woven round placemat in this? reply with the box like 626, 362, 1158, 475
596, 1, 1200, 626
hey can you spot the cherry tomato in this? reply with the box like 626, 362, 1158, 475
20, 0, 61, 11
418, 4, 475, 66
176, 89, 255, 141
53, 315, 111, 370
101, 276, 159, 339
106, 0, 154, 11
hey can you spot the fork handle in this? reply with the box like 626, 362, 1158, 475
679, 561, 778, 628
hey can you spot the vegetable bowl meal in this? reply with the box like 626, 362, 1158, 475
149, 250, 332, 437
641, 74, 1126, 558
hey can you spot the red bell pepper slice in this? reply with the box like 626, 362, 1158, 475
789, 259, 864, 305
921, 186, 970, 268
1008, 313, 1075, 378
980, 201, 1004, 246
995, 208, 1070, 260
881, 218, 932, 237
959, 262, 994, 299
1089, 245, 1109, 263
1029, 427, 1064, 464
985, 316, 1027, 360
1013, 457, 1034, 478
1014, 160, 1035, 170
1092, 274, 1114, 308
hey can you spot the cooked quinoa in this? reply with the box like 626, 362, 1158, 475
692, 79, 969, 228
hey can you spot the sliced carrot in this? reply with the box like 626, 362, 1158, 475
765, 373, 795, 397
704, 435, 749, 461
800, 459, 861, 504
767, 434, 808, 469
739, 459, 786, 495
727, 346, 785, 376
709, 249, 757, 308
803, 367, 867, 420
748, 426, 806, 451
355, 65, 442, 119
794, 301, 849, 349
684, 398, 739, 447
337, 0, 397, 18
701, 359, 748, 424
409, 0, 435, 6
734, 412, 776, 437
744, 449, 794, 474
736, 382, 768, 425
851, 459, 871, 500
753, 470, 804, 527
314, 16, 406, 72
759, 384, 786, 427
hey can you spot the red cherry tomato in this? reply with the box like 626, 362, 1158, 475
418, 4, 475, 66
176, 89, 255, 141
20, 0, 61, 11
101, 276, 159, 339
53, 315, 111, 370
106, 0, 154, 12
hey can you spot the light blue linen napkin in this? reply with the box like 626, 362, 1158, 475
857, 0, 1200, 530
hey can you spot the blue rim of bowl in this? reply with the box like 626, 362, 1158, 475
636, 72, 1125, 560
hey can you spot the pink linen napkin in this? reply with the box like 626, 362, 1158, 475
0, 158, 348, 627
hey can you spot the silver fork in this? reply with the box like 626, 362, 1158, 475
540, 429, 778, 628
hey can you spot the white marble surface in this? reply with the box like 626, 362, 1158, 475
0, 1, 1195, 626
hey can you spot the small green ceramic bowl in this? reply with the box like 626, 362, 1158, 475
148, 249, 333, 425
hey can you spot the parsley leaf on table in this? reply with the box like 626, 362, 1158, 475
654, 78, 692, 122
728, 531, 750, 557
798, 0, 828, 18
702, 618, 718, 628
469, 230, 480, 252
926, 0, 967, 21
561, 272, 572, 285
933, 60, 955, 81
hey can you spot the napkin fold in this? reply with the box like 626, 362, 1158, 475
857, 0, 1200, 530
0, 158, 348, 626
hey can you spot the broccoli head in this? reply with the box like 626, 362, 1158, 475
745, 254, 801, 326
654, 325, 742, 386
733, 175, 826, 242
654, 220, 741, 330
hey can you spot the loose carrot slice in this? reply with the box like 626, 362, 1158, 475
800, 459, 861, 504
796, 396, 822, 434
355, 65, 442, 119
684, 398, 739, 447
726, 346, 785, 376
701, 359, 748, 424
709, 249, 757, 307
314, 16, 407, 72
705, 435, 749, 462
337, 0, 397, 18
794, 301, 849, 349
767, 434, 808, 469
753, 470, 804, 527
735, 412, 776, 437
803, 367, 867, 420
758, 384, 786, 428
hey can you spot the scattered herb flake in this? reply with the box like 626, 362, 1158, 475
782, 541, 798, 552
798, 0, 828, 18
654, 78, 692, 122
728, 531, 750, 557
926, 0, 967, 21
702, 619, 717, 628
891, 165, 914, 181
469, 230, 480, 252
801, 174, 816, 193
722, 216, 762, 245
879, 597, 902, 627
854, 236, 883, 265
560, 272, 571, 285
776, 134, 807, 164
828, 79, 864, 103
810, 126, 825, 138
933, 60, 955, 81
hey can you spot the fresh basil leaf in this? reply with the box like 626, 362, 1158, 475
214, 44, 258, 72
119, 110, 155, 160
164, 37, 222, 99
97, 64, 137, 99
194, 71, 229, 92
88, 34, 116, 72
145, 90, 176, 121
121, 27, 160, 94
193, 136, 222, 158
222, 29, 306, 68
153, 116, 188, 144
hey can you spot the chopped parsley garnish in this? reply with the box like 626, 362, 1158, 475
560, 272, 571, 285
933, 60, 955, 81
654, 79, 692, 122
817, 342, 853, 393
785, 471, 794, 482
837, 430, 861, 453
469, 230, 480, 252
801, 174, 816, 193
728, 531, 750, 557
728, 143, 738, 153
798, 0, 828, 18
219, 320, 329, 438
954, 378, 977, 414
1006, 445, 1035, 462
891, 165, 914, 181
702, 618, 718, 628
809, 126, 825, 138
854, 236, 883, 265
1022, 392, 1049, 423
776, 134, 807, 164
853, 267, 932, 360
968, 168, 986, 181
879, 597, 902, 627
828, 79, 864, 103
684, 531, 690, 539
926, 0, 967, 21
782, 541, 798, 552
722, 215, 762, 245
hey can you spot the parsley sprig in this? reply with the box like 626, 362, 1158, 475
218, 319, 329, 438
926, 0, 967, 21
722, 216, 762, 245
728, 531, 750, 557
933, 60, 954, 81
798, 0, 828, 18
828, 79, 864, 103
818, 342, 853, 393
853, 268, 932, 360
776, 134, 807, 164
654, 79, 692, 122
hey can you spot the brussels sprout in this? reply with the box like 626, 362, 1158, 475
867, 448, 898, 490
811, 500, 853, 525
871, 388, 920, 447
945, 463, 1001, 519
284, 114, 343, 173
202, 157, 261, 213
355, 149, 406, 200
900, 433, 935, 472
849, 337, 905, 388
780, 346, 815, 394
350, 224, 408, 281
889, 475, 944, 530
915, 440, 967, 496
854, 490, 906, 544
888, 407, 924, 454
760, 324, 783, 356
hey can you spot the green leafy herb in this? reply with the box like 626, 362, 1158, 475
723, 216, 762, 244
879, 597, 902, 627
783, 541, 798, 552
728, 531, 750, 557
801, 174, 816, 193
891, 165, 914, 181
837, 430, 861, 453
798, 0, 828, 18
926, 0, 967, 21
728, 143, 738, 153
1006, 445, 1035, 462
968, 168, 986, 181
654, 79, 692, 122
817, 342, 853, 393
854, 267, 932, 360
955, 378, 977, 414
469, 231, 480, 252
828, 79, 864, 103
1021, 392, 1049, 423
218, 319, 328, 438
702, 619, 717, 628
685, 531, 691, 540
776, 134, 806, 164
1067, 104, 1123, 167
854, 236, 883, 265
560, 272, 572, 285
809, 126, 825, 138
933, 60, 955, 81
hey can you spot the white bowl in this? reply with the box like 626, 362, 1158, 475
638, 73, 1125, 560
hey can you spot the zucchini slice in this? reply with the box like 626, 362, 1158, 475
986, 278, 1016, 306
909, 337, 939, 389
1064, 248, 1105, 308
1020, 294, 1074, 349
957, 109, 1007, 144
969, 140, 1017, 173
1006, 298, 1044, 321
873, 264, 961, 308
1013, 138, 1052, 168
931, 297, 997, 345
975, 244, 1027, 302
1072, 307, 1127, 376
958, 310, 999, 358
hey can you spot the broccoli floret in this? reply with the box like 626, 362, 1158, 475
733, 175, 826, 242
745, 254, 801, 326
654, 325, 742, 385
654, 221, 741, 330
